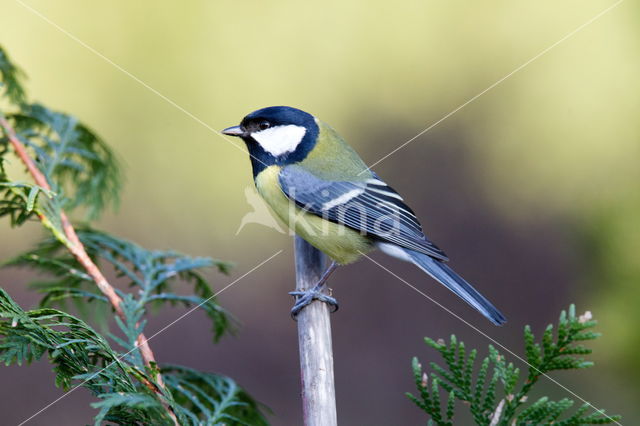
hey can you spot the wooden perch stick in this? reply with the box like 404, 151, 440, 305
294, 236, 338, 426
0, 117, 178, 425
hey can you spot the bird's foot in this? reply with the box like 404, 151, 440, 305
289, 261, 340, 319
289, 285, 339, 318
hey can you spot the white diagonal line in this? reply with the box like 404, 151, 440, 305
18, 250, 283, 425
360, 252, 622, 425
13, 0, 268, 168
361, 0, 624, 174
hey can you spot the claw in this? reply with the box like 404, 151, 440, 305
289, 288, 339, 319
289, 261, 340, 319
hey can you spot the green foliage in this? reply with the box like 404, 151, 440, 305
0, 153, 71, 248
8, 103, 121, 219
92, 392, 172, 426
0, 288, 152, 400
0, 288, 265, 425
0, 46, 25, 105
1, 44, 120, 221
0, 43, 268, 424
7, 229, 235, 342
0, 155, 53, 226
163, 365, 269, 426
407, 305, 621, 425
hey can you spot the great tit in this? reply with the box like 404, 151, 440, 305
222, 106, 506, 325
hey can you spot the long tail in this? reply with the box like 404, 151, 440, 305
407, 249, 506, 325
378, 243, 506, 325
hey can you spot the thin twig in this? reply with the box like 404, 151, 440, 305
0, 117, 178, 425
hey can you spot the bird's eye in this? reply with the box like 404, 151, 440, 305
259, 121, 271, 130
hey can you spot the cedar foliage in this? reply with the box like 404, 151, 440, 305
408, 305, 621, 425
0, 44, 267, 425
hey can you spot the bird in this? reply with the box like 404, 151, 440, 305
222, 106, 506, 325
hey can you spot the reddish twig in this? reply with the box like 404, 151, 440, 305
0, 117, 178, 425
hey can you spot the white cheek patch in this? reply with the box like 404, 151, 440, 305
251, 125, 307, 157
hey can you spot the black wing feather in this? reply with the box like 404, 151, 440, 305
279, 166, 448, 261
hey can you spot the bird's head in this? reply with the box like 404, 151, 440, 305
222, 106, 319, 174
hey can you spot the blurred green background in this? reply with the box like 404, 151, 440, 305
1, 0, 639, 424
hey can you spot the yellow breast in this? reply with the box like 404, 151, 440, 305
254, 166, 373, 265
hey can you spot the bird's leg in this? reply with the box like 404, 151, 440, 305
289, 261, 339, 318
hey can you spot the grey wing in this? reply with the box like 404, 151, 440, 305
279, 165, 448, 261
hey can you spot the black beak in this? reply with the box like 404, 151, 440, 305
221, 125, 246, 137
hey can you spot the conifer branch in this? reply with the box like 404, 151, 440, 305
407, 305, 621, 425
0, 116, 178, 425
1, 44, 264, 424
